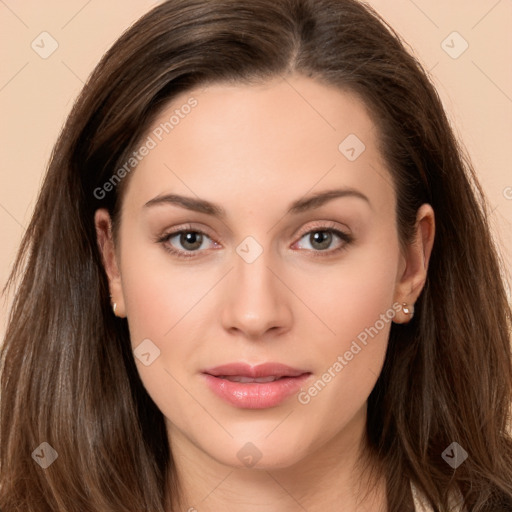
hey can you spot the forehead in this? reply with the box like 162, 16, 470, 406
122, 75, 394, 216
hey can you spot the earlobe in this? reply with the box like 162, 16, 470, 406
94, 208, 126, 317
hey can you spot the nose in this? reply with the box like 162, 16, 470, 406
221, 249, 293, 340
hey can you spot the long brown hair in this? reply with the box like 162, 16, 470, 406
1, 1, 511, 510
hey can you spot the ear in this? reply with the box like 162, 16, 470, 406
393, 203, 435, 323
95, 208, 126, 318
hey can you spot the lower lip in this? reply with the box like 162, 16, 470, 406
202, 373, 312, 409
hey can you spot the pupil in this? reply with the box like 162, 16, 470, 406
181, 232, 202, 250
311, 231, 331, 250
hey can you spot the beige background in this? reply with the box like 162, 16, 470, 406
1, 0, 511, 338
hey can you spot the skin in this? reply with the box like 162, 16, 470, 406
95, 74, 435, 512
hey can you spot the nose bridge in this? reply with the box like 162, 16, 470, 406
221, 240, 292, 338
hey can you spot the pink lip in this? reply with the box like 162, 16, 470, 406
202, 362, 312, 409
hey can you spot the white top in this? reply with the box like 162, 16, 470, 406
411, 481, 466, 511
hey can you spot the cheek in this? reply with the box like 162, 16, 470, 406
118, 246, 207, 427
304, 233, 400, 348
294, 237, 400, 423
117, 235, 218, 410
119, 231, 212, 345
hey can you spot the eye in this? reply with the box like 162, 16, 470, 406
156, 223, 353, 259
293, 225, 353, 256
157, 226, 219, 258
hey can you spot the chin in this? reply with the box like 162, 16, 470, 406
208, 434, 313, 471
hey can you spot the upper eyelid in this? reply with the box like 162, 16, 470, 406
296, 221, 349, 237
162, 220, 349, 238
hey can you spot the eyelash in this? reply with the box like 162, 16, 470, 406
155, 222, 354, 260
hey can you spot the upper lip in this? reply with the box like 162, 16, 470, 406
203, 362, 309, 378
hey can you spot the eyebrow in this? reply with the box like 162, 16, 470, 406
143, 188, 371, 218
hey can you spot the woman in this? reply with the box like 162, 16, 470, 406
1, 0, 511, 510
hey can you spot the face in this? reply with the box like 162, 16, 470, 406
96, 74, 433, 471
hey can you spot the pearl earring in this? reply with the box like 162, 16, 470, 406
402, 302, 414, 319
110, 295, 117, 315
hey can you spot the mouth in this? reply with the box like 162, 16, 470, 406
215, 375, 289, 383
201, 362, 312, 409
